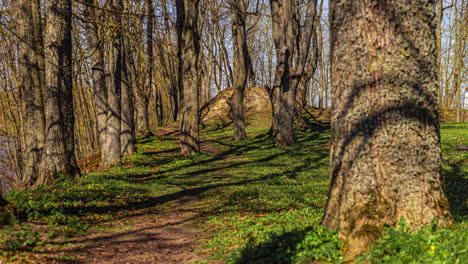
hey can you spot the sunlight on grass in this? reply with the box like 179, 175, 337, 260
2, 121, 467, 263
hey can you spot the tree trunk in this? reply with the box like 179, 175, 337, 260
322, 0, 453, 259
84, 0, 107, 162
135, 0, 153, 136
119, 1, 136, 156
177, 0, 200, 155
229, 0, 249, 142
121, 32, 136, 157
436, 0, 444, 105
270, 0, 318, 146
16, 0, 46, 187
38, 0, 80, 185
103, 0, 123, 166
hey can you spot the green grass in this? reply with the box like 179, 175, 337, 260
1, 121, 467, 263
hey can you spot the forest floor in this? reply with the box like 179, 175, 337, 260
1, 117, 467, 263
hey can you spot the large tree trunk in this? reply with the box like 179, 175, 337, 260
177, 0, 200, 155
103, 0, 123, 166
38, 0, 80, 185
16, 0, 46, 187
84, 0, 107, 163
228, 0, 249, 142
322, 0, 453, 259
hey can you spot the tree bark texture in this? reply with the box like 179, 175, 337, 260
103, 0, 123, 166
39, 0, 80, 185
134, 0, 154, 136
229, 0, 249, 142
322, 0, 453, 259
84, 0, 108, 162
269, 0, 318, 146
121, 30, 136, 157
177, 0, 200, 155
16, 0, 46, 187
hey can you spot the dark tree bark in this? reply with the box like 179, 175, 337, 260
38, 0, 80, 185
269, 0, 318, 146
176, 0, 201, 155
0, 195, 7, 207
83, 0, 107, 163
228, 0, 249, 142
103, 0, 123, 166
16, 0, 46, 187
322, 0, 453, 259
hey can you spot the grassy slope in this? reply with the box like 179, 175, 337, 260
1, 119, 467, 263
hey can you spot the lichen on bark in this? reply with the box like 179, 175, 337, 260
322, 0, 453, 259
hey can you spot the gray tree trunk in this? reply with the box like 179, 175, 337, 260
16, 0, 46, 187
134, 0, 154, 137
121, 29, 136, 157
228, 0, 249, 142
103, 0, 123, 166
39, 0, 80, 185
322, 0, 453, 259
270, 0, 318, 146
84, 0, 107, 163
177, 0, 201, 155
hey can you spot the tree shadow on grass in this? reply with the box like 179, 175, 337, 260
234, 225, 341, 264
235, 229, 306, 264
443, 158, 468, 221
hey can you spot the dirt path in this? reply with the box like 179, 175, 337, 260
61, 139, 226, 264
16, 130, 229, 264
49, 195, 211, 264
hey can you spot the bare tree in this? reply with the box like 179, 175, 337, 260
38, 0, 80, 185
269, 0, 318, 146
16, 0, 46, 187
120, 0, 136, 157
177, 0, 201, 155
83, 0, 108, 162
103, 0, 124, 166
228, 0, 250, 142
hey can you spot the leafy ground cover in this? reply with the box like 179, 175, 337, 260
1, 118, 467, 263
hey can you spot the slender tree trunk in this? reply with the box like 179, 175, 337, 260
16, 0, 46, 187
84, 0, 107, 162
229, 0, 249, 142
121, 30, 136, 157
135, 0, 153, 136
436, 0, 444, 105
177, 0, 201, 155
39, 0, 80, 185
148, 0, 163, 127
103, 0, 123, 166
322, 0, 453, 259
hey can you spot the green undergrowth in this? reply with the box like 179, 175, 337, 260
357, 220, 468, 264
1, 120, 467, 263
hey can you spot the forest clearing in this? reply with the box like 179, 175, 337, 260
1, 0, 468, 263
